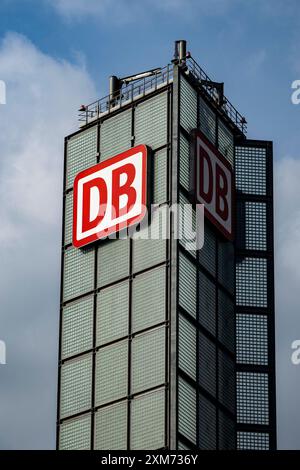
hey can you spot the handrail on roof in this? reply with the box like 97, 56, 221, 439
78, 56, 247, 135
78, 64, 173, 126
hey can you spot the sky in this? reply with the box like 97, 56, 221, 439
0, 0, 300, 450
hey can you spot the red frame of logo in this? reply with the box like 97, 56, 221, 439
73, 144, 148, 248
190, 129, 235, 241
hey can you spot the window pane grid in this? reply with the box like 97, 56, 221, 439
179, 134, 190, 192
218, 119, 234, 166
179, 192, 196, 258
94, 401, 127, 450
198, 393, 216, 449
199, 97, 216, 144
179, 253, 197, 318
59, 413, 91, 450
218, 240, 234, 295
64, 191, 73, 246
153, 148, 168, 204
131, 326, 166, 394
178, 378, 197, 445
132, 210, 167, 273
218, 411, 235, 450
198, 270, 216, 336
130, 388, 165, 450
179, 315, 196, 380
235, 146, 266, 195
237, 201, 267, 251
98, 238, 130, 288
218, 350, 235, 414
198, 221, 216, 276
237, 313, 268, 365
135, 92, 168, 150
62, 296, 93, 359
60, 355, 92, 419
180, 75, 197, 132
132, 267, 166, 333
198, 331, 216, 397
63, 247, 95, 302
236, 257, 267, 307
95, 340, 128, 406
66, 126, 97, 189
96, 281, 129, 346
237, 431, 269, 450
100, 109, 131, 161
218, 290, 235, 353
237, 372, 269, 425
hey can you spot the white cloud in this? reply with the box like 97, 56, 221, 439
47, 0, 131, 21
49, 0, 110, 18
275, 156, 300, 449
46, 0, 300, 28
47, 0, 238, 21
275, 157, 300, 284
0, 32, 96, 449
0, 33, 96, 242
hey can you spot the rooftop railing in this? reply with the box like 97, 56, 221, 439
186, 56, 247, 134
78, 63, 173, 125
78, 56, 247, 135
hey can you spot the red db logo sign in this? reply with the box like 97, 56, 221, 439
190, 130, 234, 240
73, 145, 148, 248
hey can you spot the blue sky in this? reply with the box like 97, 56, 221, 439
0, 0, 300, 449
1, 0, 299, 157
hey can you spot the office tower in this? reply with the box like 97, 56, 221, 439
57, 41, 276, 450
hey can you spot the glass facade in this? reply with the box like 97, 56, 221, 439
58, 63, 275, 450
177, 75, 236, 450
235, 140, 276, 449
58, 89, 170, 450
